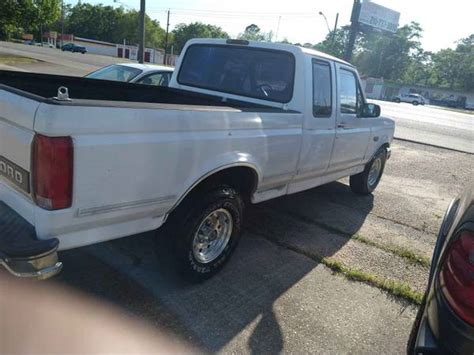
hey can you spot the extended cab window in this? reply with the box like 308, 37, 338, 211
312, 60, 332, 117
339, 69, 359, 114
178, 44, 295, 103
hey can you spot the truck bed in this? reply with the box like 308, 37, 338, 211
0, 70, 279, 111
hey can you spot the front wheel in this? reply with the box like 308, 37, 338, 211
394, 98, 401, 103
350, 148, 387, 195
169, 185, 244, 282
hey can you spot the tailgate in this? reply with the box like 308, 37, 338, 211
0, 88, 39, 201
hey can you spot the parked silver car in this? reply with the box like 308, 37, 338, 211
394, 93, 427, 105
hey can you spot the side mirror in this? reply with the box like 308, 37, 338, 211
360, 103, 381, 118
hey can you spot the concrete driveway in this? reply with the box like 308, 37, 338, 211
51, 140, 472, 353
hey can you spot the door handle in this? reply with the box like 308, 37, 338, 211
337, 123, 352, 129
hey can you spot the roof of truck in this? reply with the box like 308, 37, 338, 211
299, 46, 353, 67
183, 38, 354, 68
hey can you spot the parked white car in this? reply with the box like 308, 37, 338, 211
85, 63, 174, 87
0, 39, 394, 281
394, 93, 427, 105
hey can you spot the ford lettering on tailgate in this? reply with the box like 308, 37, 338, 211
0, 156, 30, 193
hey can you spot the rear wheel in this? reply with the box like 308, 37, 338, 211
394, 98, 401, 103
413, 101, 419, 106
350, 148, 387, 195
166, 185, 244, 282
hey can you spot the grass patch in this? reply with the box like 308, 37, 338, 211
0, 54, 38, 65
255, 233, 424, 305
323, 257, 423, 305
283, 209, 431, 268
352, 235, 431, 268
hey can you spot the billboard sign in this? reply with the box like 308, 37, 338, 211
358, 1, 400, 33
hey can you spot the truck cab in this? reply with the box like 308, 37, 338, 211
171, 39, 392, 195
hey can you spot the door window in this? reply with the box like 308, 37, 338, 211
136, 72, 171, 86
339, 69, 358, 114
85, 64, 142, 82
312, 59, 332, 117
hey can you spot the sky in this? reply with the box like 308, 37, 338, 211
66, 0, 473, 52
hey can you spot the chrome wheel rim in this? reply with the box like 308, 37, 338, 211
368, 158, 382, 187
193, 208, 233, 264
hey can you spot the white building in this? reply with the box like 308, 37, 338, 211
72, 37, 178, 66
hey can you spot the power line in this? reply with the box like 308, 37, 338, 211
146, 6, 318, 18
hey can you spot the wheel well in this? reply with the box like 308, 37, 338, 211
172, 166, 258, 212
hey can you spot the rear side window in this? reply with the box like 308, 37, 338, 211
312, 59, 332, 117
178, 44, 295, 103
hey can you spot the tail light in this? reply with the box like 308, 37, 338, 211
32, 134, 73, 210
440, 230, 474, 325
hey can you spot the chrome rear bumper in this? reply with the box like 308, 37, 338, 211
0, 249, 62, 280
0, 201, 62, 280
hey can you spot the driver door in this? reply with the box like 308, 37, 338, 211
329, 64, 372, 170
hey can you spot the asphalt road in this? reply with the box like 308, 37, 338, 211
0, 41, 135, 76
373, 100, 474, 154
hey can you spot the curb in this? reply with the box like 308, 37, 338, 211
393, 137, 473, 155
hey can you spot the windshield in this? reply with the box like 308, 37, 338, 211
178, 44, 295, 103
86, 65, 142, 82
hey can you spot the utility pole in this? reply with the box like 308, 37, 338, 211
344, 0, 361, 62
138, 0, 146, 63
275, 16, 281, 42
332, 13, 339, 44
60, 0, 64, 48
163, 9, 170, 65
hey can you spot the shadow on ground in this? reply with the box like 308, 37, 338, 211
55, 181, 374, 352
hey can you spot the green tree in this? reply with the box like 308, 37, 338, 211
0, 0, 29, 39
172, 22, 229, 54
354, 22, 423, 81
64, 4, 165, 48
116, 10, 166, 48
66, 4, 125, 43
0, 0, 60, 40
313, 26, 354, 59
431, 49, 463, 89
453, 35, 474, 91
238, 24, 268, 41
34, 0, 61, 30
402, 50, 434, 86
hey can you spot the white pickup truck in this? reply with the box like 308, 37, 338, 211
0, 39, 394, 281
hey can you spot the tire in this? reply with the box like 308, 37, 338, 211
350, 148, 387, 195
413, 101, 419, 106
394, 98, 401, 103
167, 185, 244, 282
